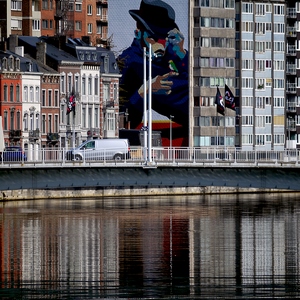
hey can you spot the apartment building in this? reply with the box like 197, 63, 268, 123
190, 0, 236, 148
190, 0, 300, 151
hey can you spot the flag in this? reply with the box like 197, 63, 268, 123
224, 84, 236, 111
215, 87, 225, 116
67, 93, 76, 115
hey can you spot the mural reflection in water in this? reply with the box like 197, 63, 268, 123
0, 194, 300, 299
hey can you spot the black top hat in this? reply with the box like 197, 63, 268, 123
129, 0, 179, 39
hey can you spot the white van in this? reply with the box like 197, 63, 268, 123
66, 139, 130, 161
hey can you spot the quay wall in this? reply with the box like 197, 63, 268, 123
0, 165, 299, 201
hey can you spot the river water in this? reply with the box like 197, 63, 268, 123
1, 193, 300, 299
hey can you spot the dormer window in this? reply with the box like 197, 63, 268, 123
15, 58, 20, 71
2, 57, 7, 70
104, 56, 109, 73
8, 56, 14, 71
26, 62, 32, 72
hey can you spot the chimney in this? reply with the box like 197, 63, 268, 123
9, 34, 18, 52
36, 41, 47, 65
59, 35, 67, 50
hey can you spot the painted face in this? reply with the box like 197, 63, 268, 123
142, 31, 166, 60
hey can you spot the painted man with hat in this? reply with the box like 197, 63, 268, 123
118, 0, 189, 145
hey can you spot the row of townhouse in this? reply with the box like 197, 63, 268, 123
2, 0, 108, 48
0, 35, 121, 160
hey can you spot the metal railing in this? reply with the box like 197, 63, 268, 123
1, 147, 300, 167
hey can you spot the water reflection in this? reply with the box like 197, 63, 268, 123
0, 193, 300, 299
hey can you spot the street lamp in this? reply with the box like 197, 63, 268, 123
170, 115, 174, 149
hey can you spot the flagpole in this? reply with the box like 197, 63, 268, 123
143, 47, 147, 162
73, 104, 75, 148
147, 43, 152, 164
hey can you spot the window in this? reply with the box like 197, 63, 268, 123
16, 85, 20, 102
10, 85, 14, 102
82, 76, 86, 95
42, 20, 48, 29
113, 83, 117, 100
82, 106, 86, 128
35, 87, 39, 103
75, 3, 82, 11
242, 40, 253, 51
274, 134, 284, 144
24, 86, 28, 102
255, 134, 265, 145
242, 115, 253, 125
75, 75, 79, 93
11, 0, 22, 10
48, 115, 52, 133
274, 79, 284, 89
61, 74, 65, 93
42, 115, 46, 133
55, 115, 59, 132
54, 90, 59, 107
88, 76, 92, 95
68, 74, 72, 93
96, 5, 102, 15
242, 59, 253, 70
274, 23, 285, 34
3, 111, 7, 130
30, 86, 34, 102
242, 134, 253, 145
75, 21, 82, 31
94, 77, 99, 95
97, 24, 102, 34
242, 3, 253, 13
106, 112, 115, 131
274, 97, 284, 107
242, 96, 253, 107
87, 4, 92, 15
42, 90, 46, 106
255, 4, 265, 15
274, 41, 284, 52
11, 19, 22, 30
103, 83, 109, 104
242, 78, 253, 88
42, 0, 48, 9
95, 107, 99, 127
242, 21, 253, 32
274, 4, 285, 15
88, 23, 92, 33
255, 22, 265, 34
48, 90, 52, 106
17, 111, 21, 130
32, 20, 40, 31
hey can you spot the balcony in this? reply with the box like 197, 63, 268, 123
287, 27, 296, 37
96, 0, 108, 5
286, 83, 297, 94
286, 64, 296, 75
29, 129, 40, 140
47, 133, 60, 143
286, 101, 297, 112
9, 129, 22, 140
287, 8, 297, 19
287, 45, 296, 56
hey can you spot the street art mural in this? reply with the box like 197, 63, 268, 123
109, 0, 189, 146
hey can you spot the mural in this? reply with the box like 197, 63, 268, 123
109, 0, 189, 146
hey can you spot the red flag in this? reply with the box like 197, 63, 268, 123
215, 87, 225, 116
224, 84, 236, 111
67, 93, 76, 115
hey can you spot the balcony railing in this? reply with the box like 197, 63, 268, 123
287, 45, 296, 56
286, 101, 297, 112
47, 133, 60, 142
286, 64, 296, 74
9, 129, 22, 139
287, 26, 296, 37
29, 129, 40, 140
286, 83, 297, 93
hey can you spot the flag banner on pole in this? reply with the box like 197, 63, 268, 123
224, 84, 235, 111
215, 87, 225, 116
67, 93, 76, 115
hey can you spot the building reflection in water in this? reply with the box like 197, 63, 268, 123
0, 193, 300, 298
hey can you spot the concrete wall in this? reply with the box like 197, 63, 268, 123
0, 166, 299, 200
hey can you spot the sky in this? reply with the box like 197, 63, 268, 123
108, 0, 189, 55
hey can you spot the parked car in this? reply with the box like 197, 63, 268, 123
65, 139, 131, 161
2, 146, 27, 162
